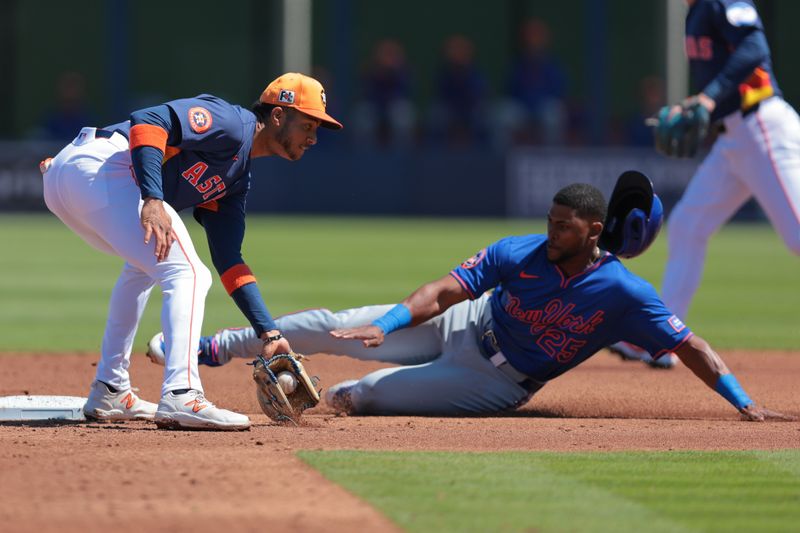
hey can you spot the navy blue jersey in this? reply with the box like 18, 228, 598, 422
106, 95, 277, 336
686, 0, 781, 121
450, 235, 692, 382
108, 94, 255, 211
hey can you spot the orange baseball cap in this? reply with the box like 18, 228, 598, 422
260, 72, 343, 130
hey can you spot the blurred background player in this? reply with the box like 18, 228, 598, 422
624, 76, 667, 147
611, 0, 800, 368
146, 182, 790, 421
38, 71, 97, 141
352, 39, 416, 150
492, 18, 569, 148
41, 73, 342, 430
426, 34, 489, 147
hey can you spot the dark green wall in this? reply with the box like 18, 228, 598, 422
759, 0, 800, 106
7, 0, 800, 139
312, 0, 662, 139
15, 0, 107, 136
12, 0, 282, 137
313, 0, 515, 105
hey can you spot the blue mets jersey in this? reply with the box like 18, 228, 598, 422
686, 0, 781, 121
104, 95, 276, 336
450, 235, 692, 382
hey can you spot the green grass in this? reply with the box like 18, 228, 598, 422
299, 449, 800, 533
1, 214, 798, 351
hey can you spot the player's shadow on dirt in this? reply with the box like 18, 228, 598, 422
0, 419, 88, 427
0, 420, 159, 430
498, 408, 703, 420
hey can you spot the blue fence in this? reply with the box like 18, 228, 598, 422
0, 142, 764, 220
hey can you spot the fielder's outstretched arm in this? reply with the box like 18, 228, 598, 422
674, 335, 795, 422
330, 274, 469, 347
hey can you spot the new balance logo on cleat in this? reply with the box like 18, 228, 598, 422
120, 392, 136, 410
184, 398, 207, 413
154, 389, 250, 431
83, 381, 157, 421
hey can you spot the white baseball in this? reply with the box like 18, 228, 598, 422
277, 371, 298, 394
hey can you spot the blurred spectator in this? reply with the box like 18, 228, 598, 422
353, 39, 416, 149
626, 75, 665, 146
493, 19, 568, 148
427, 35, 489, 147
40, 71, 96, 141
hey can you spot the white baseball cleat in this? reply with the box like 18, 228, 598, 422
648, 353, 678, 369
83, 380, 158, 421
608, 341, 648, 362
146, 332, 166, 366
324, 379, 359, 414
154, 389, 250, 431
608, 342, 677, 369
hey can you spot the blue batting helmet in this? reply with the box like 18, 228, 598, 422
599, 170, 664, 259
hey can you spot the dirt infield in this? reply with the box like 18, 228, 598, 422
1, 350, 798, 533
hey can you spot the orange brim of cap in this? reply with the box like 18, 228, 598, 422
295, 106, 343, 130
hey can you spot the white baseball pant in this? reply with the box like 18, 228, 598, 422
662, 96, 800, 319
42, 127, 210, 396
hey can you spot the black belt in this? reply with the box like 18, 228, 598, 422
95, 128, 129, 140
479, 329, 544, 393
715, 100, 763, 136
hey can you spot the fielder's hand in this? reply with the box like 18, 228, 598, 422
330, 325, 385, 347
261, 330, 293, 359
740, 404, 797, 422
649, 95, 711, 158
141, 198, 175, 262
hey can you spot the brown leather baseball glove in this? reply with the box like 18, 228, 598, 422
251, 353, 320, 424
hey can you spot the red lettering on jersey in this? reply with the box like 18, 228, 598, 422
502, 291, 604, 364
685, 36, 696, 58
198, 175, 226, 200
504, 293, 605, 335
699, 37, 713, 60
685, 36, 713, 60
536, 328, 586, 363
182, 162, 208, 186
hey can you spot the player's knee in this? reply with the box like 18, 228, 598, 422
666, 223, 690, 250
167, 261, 212, 295
350, 380, 379, 415
783, 231, 800, 255
667, 208, 711, 247
196, 263, 213, 293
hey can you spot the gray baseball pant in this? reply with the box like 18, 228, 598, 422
214, 295, 535, 415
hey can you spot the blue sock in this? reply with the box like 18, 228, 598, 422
197, 335, 222, 367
